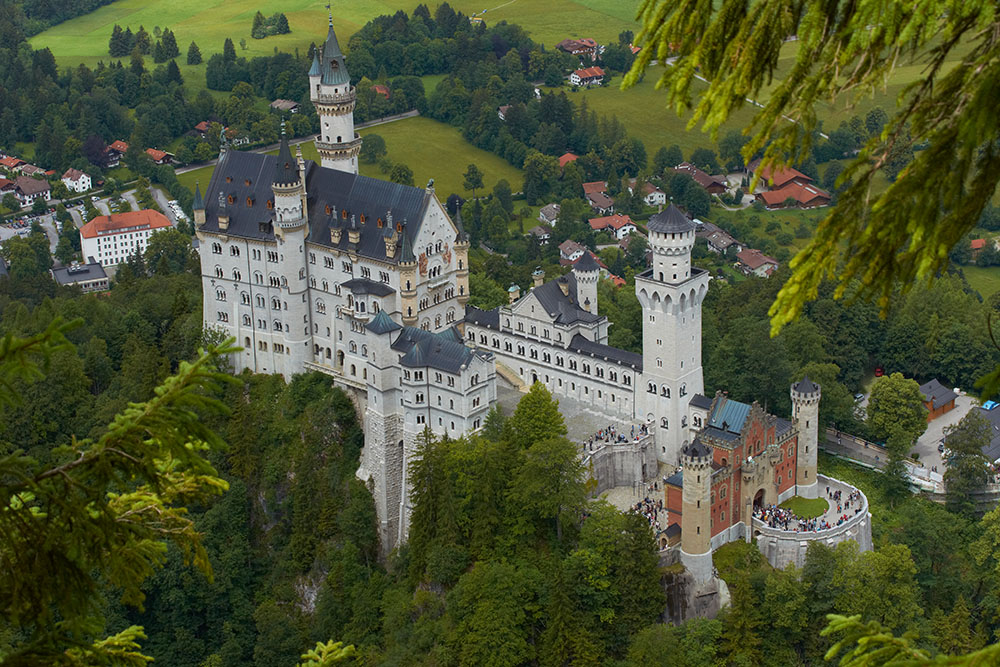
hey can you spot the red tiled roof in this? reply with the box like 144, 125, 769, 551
145, 148, 168, 161
574, 66, 605, 79
589, 214, 635, 232
0, 157, 25, 169
62, 168, 86, 181
373, 84, 390, 98
79, 209, 171, 240
610, 274, 626, 287
109, 140, 129, 153
582, 181, 606, 195
674, 162, 725, 190
758, 181, 830, 207
195, 121, 211, 132
559, 152, 579, 168
0, 178, 13, 190
749, 159, 812, 187
971, 239, 988, 250
737, 248, 778, 270
587, 192, 614, 209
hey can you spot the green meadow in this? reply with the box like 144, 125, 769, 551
962, 265, 1000, 300
177, 116, 524, 202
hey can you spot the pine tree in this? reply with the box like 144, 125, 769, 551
161, 27, 179, 58
223, 37, 236, 62
122, 26, 135, 54
109, 24, 125, 57
165, 59, 183, 85
186, 41, 202, 65
133, 25, 151, 54
152, 39, 167, 63
274, 12, 290, 34
252, 11, 266, 39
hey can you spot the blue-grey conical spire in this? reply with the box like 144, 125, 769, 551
320, 16, 350, 86
308, 50, 321, 77
192, 181, 204, 210
399, 221, 415, 263
273, 122, 297, 186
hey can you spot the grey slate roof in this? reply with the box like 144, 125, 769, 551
531, 273, 600, 325
648, 203, 695, 234
52, 261, 107, 286
393, 326, 476, 373
342, 278, 395, 296
776, 418, 794, 437
273, 135, 298, 186
319, 23, 350, 86
201, 150, 434, 265
192, 182, 204, 210
308, 51, 321, 77
976, 405, 1000, 461
683, 438, 712, 459
919, 379, 957, 410
792, 375, 820, 394
367, 310, 402, 334
573, 251, 600, 273
464, 306, 501, 329
689, 393, 712, 410
665, 470, 683, 486
568, 334, 642, 369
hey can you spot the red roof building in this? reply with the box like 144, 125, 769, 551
589, 214, 637, 239
145, 148, 171, 164
195, 121, 211, 134
373, 84, 390, 99
80, 210, 173, 268
757, 181, 830, 209
971, 238, 988, 251
582, 181, 607, 195
109, 140, 129, 154
0, 157, 25, 171
570, 66, 605, 86
736, 248, 779, 277
674, 162, 727, 194
559, 152, 579, 168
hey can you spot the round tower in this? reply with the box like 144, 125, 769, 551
572, 252, 600, 313
680, 439, 714, 583
310, 15, 360, 173
398, 222, 418, 327
791, 377, 821, 499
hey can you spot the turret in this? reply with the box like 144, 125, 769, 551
646, 203, 695, 285
532, 267, 545, 288
508, 284, 520, 304
193, 182, 205, 227
383, 211, 398, 257
311, 14, 360, 173
791, 377, 821, 499
680, 439, 714, 583
572, 252, 599, 312
399, 222, 418, 326
271, 126, 306, 238
453, 206, 471, 306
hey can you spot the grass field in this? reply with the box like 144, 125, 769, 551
779, 496, 829, 519
713, 205, 826, 254
177, 116, 524, 202
30, 0, 643, 93
962, 265, 1000, 300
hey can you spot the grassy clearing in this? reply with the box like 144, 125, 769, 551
779, 496, 829, 519
712, 205, 826, 254
176, 116, 524, 201
962, 265, 1000, 300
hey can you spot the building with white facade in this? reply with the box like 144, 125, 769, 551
61, 168, 92, 193
80, 209, 172, 268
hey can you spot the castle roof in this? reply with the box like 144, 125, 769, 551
573, 250, 600, 273
531, 273, 600, 325
568, 334, 642, 369
392, 326, 478, 373
273, 133, 298, 186
689, 393, 713, 410
201, 150, 436, 265
647, 203, 695, 234
792, 376, 819, 394
683, 438, 712, 459
308, 51, 322, 77
708, 395, 751, 435
192, 182, 204, 210
320, 22, 350, 87
367, 310, 402, 335
342, 278, 395, 296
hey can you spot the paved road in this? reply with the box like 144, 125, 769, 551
911, 394, 979, 471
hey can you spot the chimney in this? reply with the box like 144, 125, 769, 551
508, 284, 520, 304
348, 215, 360, 244
217, 192, 229, 231
557, 277, 569, 296
532, 267, 545, 288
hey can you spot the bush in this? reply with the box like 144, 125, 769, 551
776, 232, 793, 246
765, 221, 781, 233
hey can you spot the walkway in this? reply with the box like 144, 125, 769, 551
754, 477, 865, 534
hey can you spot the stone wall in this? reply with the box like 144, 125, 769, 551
583, 434, 657, 494
751, 474, 872, 569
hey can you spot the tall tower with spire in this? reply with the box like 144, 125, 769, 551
310, 12, 361, 173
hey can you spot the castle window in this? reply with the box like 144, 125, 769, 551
342, 210, 348, 219
360, 214, 366, 223
215, 266, 224, 278
245, 179, 251, 186
660, 418, 668, 429
661, 386, 670, 398
377, 218, 383, 228
226, 176, 232, 183
267, 200, 274, 210
241, 292, 250, 304
227, 195, 234, 204
648, 382, 656, 393
242, 314, 251, 326
246, 197, 253, 207
325, 205, 332, 215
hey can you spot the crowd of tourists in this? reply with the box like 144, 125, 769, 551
753, 487, 864, 533
629, 496, 666, 534
582, 423, 650, 451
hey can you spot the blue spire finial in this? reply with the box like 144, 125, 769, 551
326, 2, 333, 26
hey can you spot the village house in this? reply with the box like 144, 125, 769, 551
570, 66, 605, 87
706, 230, 741, 255
61, 168, 92, 193
971, 238, 988, 259
538, 203, 561, 225
19, 164, 45, 177
0, 156, 26, 173
559, 239, 587, 262
736, 248, 779, 277
145, 148, 172, 165
559, 152, 579, 168
673, 162, 727, 194
51, 260, 109, 293
269, 99, 300, 113
627, 178, 667, 206
497, 104, 511, 120
582, 181, 607, 196
194, 121, 212, 137
748, 159, 831, 209
528, 225, 552, 245
103, 140, 129, 169
556, 37, 601, 61
14, 176, 49, 206
919, 379, 958, 422
80, 209, 173, 268
589, 213, 638, 240
587, 191, 615, 215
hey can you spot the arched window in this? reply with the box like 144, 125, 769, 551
661, 386, 670, 398
648, 382, 656, 393
216, 288, 226, 301
316, 300, 326, 314
232, 269, 241, 281
242, 314, 251, 326
215, 266, 224, 278
350, 342, 357, 353
660, 418, 668, 429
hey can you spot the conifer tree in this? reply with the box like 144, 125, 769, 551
165, 59, 183, 85
252, 11, 266, 39
122, 26, 135, 54
274, 12, 290, 34
108, 24, 126, 57
186, 41, 202, 65
133, 25, 151, 54
160, 27, 179, 58
223, 37, 236, 62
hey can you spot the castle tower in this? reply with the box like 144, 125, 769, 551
310, 15, 360, 173
680, 439, 714, 583
573, 252, 599, 313
636, 204, 710, 465
192, 182, 205, 227
271, 130, 311, 376
399, 223, 418, 327
361, 309, 405, 553
791, 377, 821, 499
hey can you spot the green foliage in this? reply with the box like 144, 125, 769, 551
866, 373, 927, 445
504, 382, 567, 449
942, 411, 992, 517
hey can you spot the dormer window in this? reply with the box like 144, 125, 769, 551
325, 205, 332, 216
266, 199, 274, 210
396, 222, 402, 232
245, 179, 251, 186
246, 197, 253, 207
227, 195, 235, 204
360, 214, 366, 223
225, 176, 232, 183
377, 218, 383, 228
342, 210, 348, 219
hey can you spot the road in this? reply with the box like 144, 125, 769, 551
911, 394, 979, 471
174, 110, 420, 175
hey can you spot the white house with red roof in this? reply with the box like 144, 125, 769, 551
736, 248, 779, 277
589, 213, 638, 240
14, 176, 49, 206
556, 38, 601, 61
558, 239, 587, 262
80, 209, 173, 268
145, 148, 172, 165
61, 168, 92, 193
627, 178, 667, 206
570, 66, 605, 87
747, 159, 830, 209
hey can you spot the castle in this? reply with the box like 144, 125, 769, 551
195, 18, 870, 566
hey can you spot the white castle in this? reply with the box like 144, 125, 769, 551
196, 20, 713, 553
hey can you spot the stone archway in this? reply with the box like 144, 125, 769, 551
753, 488, 766, 512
